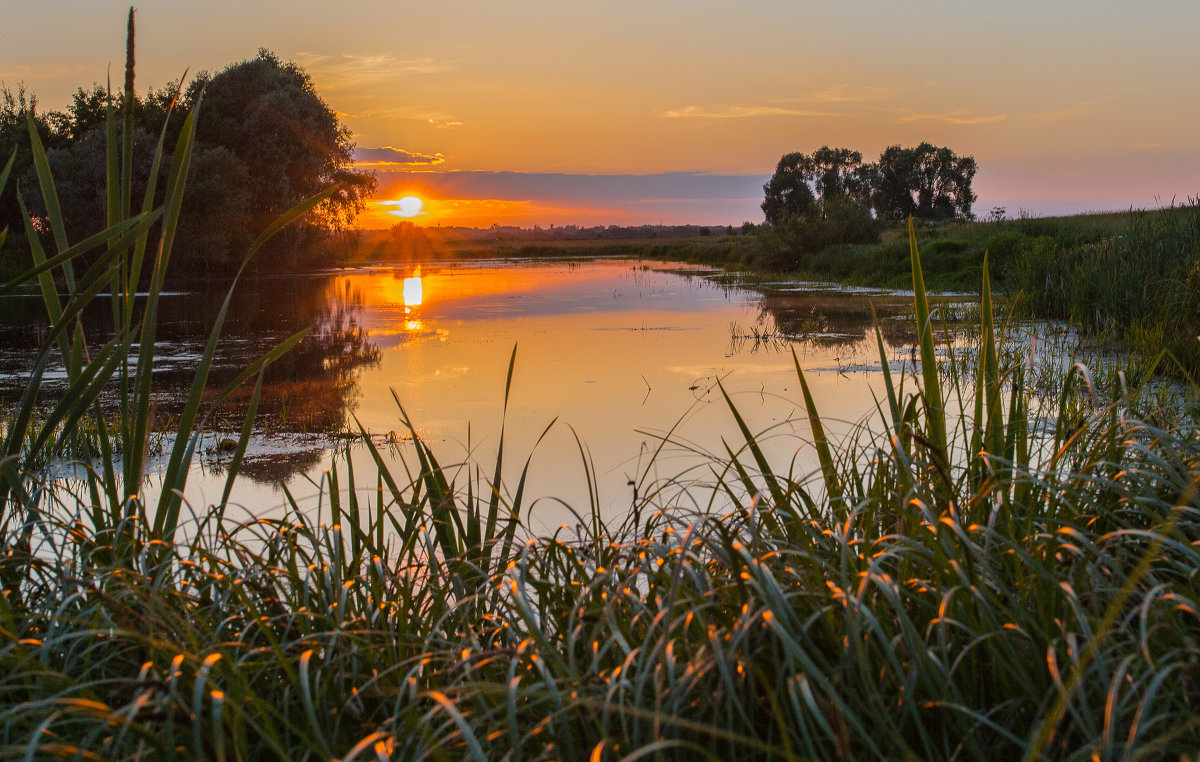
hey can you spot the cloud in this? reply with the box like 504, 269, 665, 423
341, 106, 466, 128
1020, 101, 1102, 122
354, 146, 446, 167
788, 85, 904, 104
0, 62, 92, 79
295, 52, 458, 89
895, 108, 1008, 125
661, 105, 842, 119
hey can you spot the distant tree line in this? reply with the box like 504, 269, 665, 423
430, 223, 738, 242
1, 50, 375, 276
762, 143, 977, 226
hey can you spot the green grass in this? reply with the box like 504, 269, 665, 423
2, 20, 1199, 760
662, 206, 1200, 378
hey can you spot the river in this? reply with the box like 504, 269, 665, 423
1, 256, 964, 530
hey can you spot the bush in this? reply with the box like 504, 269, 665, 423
774, 196, 879, 268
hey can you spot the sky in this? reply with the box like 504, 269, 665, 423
3, 1, 1198, 228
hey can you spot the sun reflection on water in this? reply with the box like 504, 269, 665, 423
402, 277, 423, 307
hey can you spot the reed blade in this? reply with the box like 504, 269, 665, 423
908, 216, 948, 469
791, 348, 843, 507
217, 370, 264, 511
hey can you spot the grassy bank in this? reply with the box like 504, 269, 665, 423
633, 205, 1200, 378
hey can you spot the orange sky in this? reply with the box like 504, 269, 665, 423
4, 1, 1198, 227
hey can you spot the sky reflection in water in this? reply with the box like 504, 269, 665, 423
177, 258, 922, 529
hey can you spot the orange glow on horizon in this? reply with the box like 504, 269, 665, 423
358, 196, 653, 230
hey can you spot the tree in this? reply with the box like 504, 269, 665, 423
14, 51, 376, 274
40, 124, 166, 246
186, 50, 376, 269
173, 145, 252, 272
761, 152, 816, 226
810, 146, 869, 204
0, 84, 62, 267
872, 142, 977, 220
762, 146, 876, 226
58, 81, 187, 144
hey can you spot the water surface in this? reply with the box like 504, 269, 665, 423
1, 258, 942, 527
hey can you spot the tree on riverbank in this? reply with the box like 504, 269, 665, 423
185, 50, 376, 270
759, 145, 881, 267
871, 142, 977, 220
0, 52, 374, 275
762, 142, 977, 225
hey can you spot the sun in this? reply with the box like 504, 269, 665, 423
395, 196, 424, 218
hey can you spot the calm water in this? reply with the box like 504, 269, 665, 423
1, 258, 944, 528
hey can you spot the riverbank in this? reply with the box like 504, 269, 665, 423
396, 204, 1200, 377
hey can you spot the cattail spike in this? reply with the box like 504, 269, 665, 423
124, 7, 135, 99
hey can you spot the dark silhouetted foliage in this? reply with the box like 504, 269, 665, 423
761, 151, 817, 226
2, 50, 374, 277
185, 50, 375, 270
763, 142, 977, 227
872, 142, 977, 220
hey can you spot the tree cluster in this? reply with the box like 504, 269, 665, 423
762, 143, 977, 227
2, 50, 375, 275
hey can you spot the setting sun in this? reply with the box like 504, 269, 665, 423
396, 196, 424, 218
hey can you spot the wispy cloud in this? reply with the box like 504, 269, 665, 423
340, 106, 466, 128
790, 85, 904, 104
895, 108, 1008, 125
1022, 101, 1102, 122
296, 52, 458, 89
354, 146, 446, 167
661, 104, 842, 119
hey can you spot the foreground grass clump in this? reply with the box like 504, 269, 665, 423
2, 356, 1199, 759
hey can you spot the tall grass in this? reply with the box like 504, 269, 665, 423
1006, 201, 1200, 376
2, 20, 1199, 761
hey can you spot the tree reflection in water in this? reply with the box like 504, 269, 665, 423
203, 276, 382, 434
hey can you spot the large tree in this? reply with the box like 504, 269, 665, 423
810, 145, 871, 205
186, 50, 375, 269
762, 146, 876, 226
872, 142, 977, 220
761, 151, 817, 226
14, 50, 375, 274
760, 146, 880, 268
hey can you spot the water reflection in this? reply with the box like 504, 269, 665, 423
0, 272, 383, 461
403, 276, 423, 307
0, 258, 962, 512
